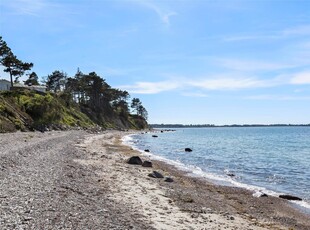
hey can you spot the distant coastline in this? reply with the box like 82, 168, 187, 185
150, 123, 310, 128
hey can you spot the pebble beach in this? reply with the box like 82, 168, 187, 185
0, 130, 309, 229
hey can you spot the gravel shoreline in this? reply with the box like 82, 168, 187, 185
0, 130, 309, 229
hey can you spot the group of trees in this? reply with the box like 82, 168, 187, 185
0, 36, 148, 120
45, 69, 148, 120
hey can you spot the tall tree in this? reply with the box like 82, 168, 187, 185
131, 98, 142, 114
131, 98, 148, 120
0, 36, 33, 87
24, 72, 39, 86
46, 70, 67, 92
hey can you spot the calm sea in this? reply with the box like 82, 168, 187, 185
123, 127, 310, 210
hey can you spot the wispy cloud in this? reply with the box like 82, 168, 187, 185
222, 34, 280, 42
118, 74, 282, 94
223, 24, 310, 42
282, 25, 310, 36
129, 0, 177, 25
214, 58, 295, 72
245, 94, 310, 101
188, 77, 267, 90
3, 0, 53, 16
118, 80, 181, 94
290, 71, 310, 84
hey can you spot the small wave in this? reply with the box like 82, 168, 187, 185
291, 200, 310, 211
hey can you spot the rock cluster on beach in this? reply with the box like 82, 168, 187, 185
127, 156, 173, 182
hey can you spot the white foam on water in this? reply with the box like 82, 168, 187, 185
122, 133, 310, 212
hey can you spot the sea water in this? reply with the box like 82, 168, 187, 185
123, 127, 310, 210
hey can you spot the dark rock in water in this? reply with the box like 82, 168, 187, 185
148, 171, 164, 178
161, 130, 164, 133
164, 177, 174, 182
144, 149, 150, 152
185, 148, 192, 152
152, 135, 158, 138
279, 195, 302, 201
142, 161, 153, 167
227, 173, 235, 177
127, 156, 143, 165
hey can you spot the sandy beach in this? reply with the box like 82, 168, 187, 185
0, 130, 309, 229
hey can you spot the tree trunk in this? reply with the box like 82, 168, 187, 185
9, 70, 13, 89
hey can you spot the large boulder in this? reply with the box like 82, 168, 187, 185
279, 195, 302, 201
142, 161, 153, 167
127, 156, 143, 165
148, 171, 164, 178
164, 177, 174, 182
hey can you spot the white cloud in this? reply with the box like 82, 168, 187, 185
188, 77, 266, 90
118, 80, 181, 94
215, 58, 295, 72
222, 34, 280, 42
223, 24, 310, 43
290, 71, 310, 84
129, 0, 177, 25
117, 69, 310, 94
246, 95, 310, 101
282, 25, 310, 36
118, 74, 279, 94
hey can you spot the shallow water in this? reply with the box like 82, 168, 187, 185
124, 127, 310, 210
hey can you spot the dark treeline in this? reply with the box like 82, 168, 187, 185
45, 69, 148, 121
151, 124, 310, 128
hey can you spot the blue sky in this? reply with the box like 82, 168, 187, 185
1, 0, 310, 125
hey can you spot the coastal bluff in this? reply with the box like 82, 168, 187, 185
0, 90, 148, 133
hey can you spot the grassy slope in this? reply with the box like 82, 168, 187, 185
0, 90, 148, 132
0, 90, 94, 132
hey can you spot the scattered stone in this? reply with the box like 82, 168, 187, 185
279, 194, 302, 201
227, 173, 235, 177
164, 177, 174, 182
185, 148, 192, 152
22, 217, 32, 222
152, 135, 158, 138
144, 149, 150, 152
148, 171, 164, 178
142, 161, 153, 167
201, 207, 212, 213
127, 156, 143, 165
182, 194, 194, 203
191, 213, 199, 218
